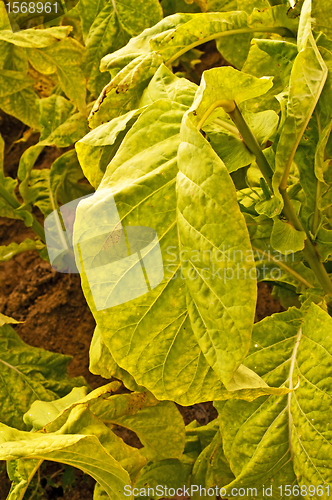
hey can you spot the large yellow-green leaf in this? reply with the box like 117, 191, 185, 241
0, 416, 131, 500
75, 98, 226, 404
273, 6, 328, 203
78, 0, 162, 96
94, 8, 294, 126
242, 38, 298, 113
215, 303, 332, 497
24, 378, 184, 463
75, 75, 291, 404
186, 66, 273, 128
89, 326, 142, 391
149, 10, 295, 66
0, 324, 86, 430
176, 68, 260, 387
27, 38, 87, 114
88, 52, 163, 128
99, 13, 194, 73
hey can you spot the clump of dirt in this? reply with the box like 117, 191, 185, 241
0, 218, 102, 387
256, 282, 285, 322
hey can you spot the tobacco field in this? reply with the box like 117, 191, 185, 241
1, 0, 332, 499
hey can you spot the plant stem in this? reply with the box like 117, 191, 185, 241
213, 118, 242, 138
280, 187, 332, 296
312, 180, 322, 237
228, 103, 274, 190
252, 244, 314, 289
226, 103, 332, 298
0, 183, 46, 243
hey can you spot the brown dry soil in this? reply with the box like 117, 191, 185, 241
0, 42, 284, 498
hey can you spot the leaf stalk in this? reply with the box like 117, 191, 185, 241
226, 104, 332, 298
228, 103, 274, 190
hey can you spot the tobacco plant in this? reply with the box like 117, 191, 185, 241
1, 0, 332, 499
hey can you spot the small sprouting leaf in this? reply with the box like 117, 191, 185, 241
271, 218, 307, 254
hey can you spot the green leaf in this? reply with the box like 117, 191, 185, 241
244, 109, 279, 145
190, 431, 234, 498
134, 456, 194, 498
6, 458, 43, 500
150, 11, 250, 64
216, 303, 332, 494
78, 0, 163, 96
241, 39, 296, 113
0, 70, 34, 97
75, 97, 228, 405
88, 52, 163, 128
0, 323, 87, 430
22, 385, 184, 485
24, 386, 89, 431
139, 63, 198, 108
205, 122, 254, 173
18, 95, 89, 203
24, 382, 124, 432
0, 87, 40, 130
112, 402, 185, 461
99, 14, 194, 74
255, 196, 283, 218
0, 135, 35, 226
273, 29, 328, 202
177, 89, 257, 387
0, 1, 11, 30
28, 398, 147, 482
0, 313, 22, 326
312, 0, 332, 39
0, 239, 46, 262
187, 66, 273, 130
27, 38, 87, 114
236, 0, 270, 12
0, 418, 131, 500
162, 0, 202, 16
76, 109, 142, 189
50, 150, 94, 205
89, 326, 142, 392
271, 217, 307, 253
0, 26, 73, 48
149, 8, 295, 66
206, 0, 237, 10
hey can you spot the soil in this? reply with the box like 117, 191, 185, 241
0, 39, 285, 498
